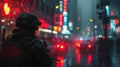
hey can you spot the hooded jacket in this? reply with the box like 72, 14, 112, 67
2, 29, 52, 67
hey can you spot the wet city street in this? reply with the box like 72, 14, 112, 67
0, 0, 120, 67
51, 42, 120, 67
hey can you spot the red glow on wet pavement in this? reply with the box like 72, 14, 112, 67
88, 54, 92, 64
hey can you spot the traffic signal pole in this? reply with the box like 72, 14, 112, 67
103, 18, 108, 38
102, 8, 109, 39
96, 0, 110, 39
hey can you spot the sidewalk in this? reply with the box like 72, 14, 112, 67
111, 50, 120, 67
111, 38, 120, 67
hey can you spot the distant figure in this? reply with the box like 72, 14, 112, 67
1, 13, 52, 67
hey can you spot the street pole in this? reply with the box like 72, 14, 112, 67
1, 25, 5, 46
2, 28, 5, 46
1, 26, 5, 57
103, 18, 108, 39
103, 8, 109, 39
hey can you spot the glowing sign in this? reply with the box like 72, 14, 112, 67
62, 25, 70, 34
59, 1, 63, 12
63, 0, 67, 12
105, 5, 110, 16
64, 16, 67, 24
4, 2, 10, 15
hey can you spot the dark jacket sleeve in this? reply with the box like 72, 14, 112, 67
32, 39, 52, 67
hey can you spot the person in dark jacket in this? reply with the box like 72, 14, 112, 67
1, 13, 52, 67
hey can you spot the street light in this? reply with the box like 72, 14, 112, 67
89, 18, 94, 23
94, 25, 98, 29
1, 19, 5, 22
55, 5, 59, 9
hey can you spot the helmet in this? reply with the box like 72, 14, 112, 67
16, 13, 41, 31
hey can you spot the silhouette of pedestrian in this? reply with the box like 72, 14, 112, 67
1, 13, 52, 67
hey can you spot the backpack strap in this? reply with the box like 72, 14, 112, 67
27, 38, 38, 51
18, 37, 37, 45
18, 37, 49, 54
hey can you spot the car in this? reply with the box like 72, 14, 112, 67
74, 39, 94, 53
46, 38, 68, 57
54, 41, 68, 56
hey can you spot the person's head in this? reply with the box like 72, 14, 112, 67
16, 13, 41, 32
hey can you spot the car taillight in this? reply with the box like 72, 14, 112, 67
77, 44, 81, 47
57, 44, 60, 48
88, 44, 92, 48
60, 45, 64, 49
75, 42, 81, 48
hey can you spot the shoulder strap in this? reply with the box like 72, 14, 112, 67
28, 38, 37, 46
17, 37, 37, 45
28, 38, 38, 51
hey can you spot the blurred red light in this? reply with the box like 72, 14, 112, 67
75, 42, 81, 48
56, 56, 64, 67
114, 19, 119, 25
39, 18, 49, 28
77, 53, 81, 63
110, 10, 115, 16
59, 14, 63, 26
77, 44, 81, 47
77, 16, 80, 21
57, 44, 60, 48
102, 35, 105, 39
88, 44, 92, 48
60, 45, 64, 49
88, 54, 92, 64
